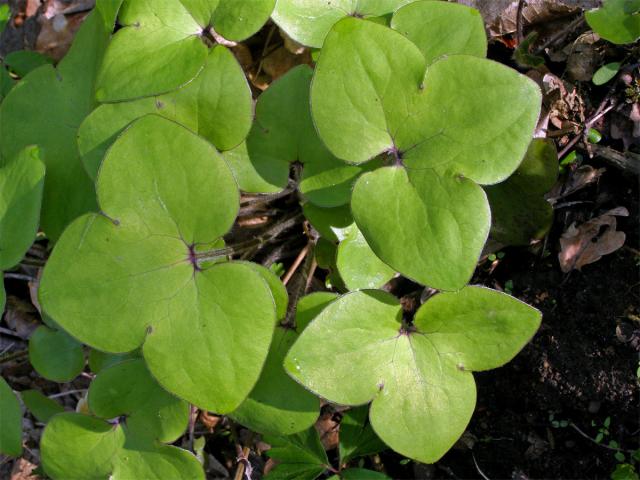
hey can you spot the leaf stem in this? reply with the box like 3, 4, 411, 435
194, 213, 303, 266
569, 423, 635, 453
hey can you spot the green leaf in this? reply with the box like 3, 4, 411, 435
272, 0, 413, 48
231, 326, 320, 435
240, 261, 289, 321
339, 406, 386, 464
611, 463, 639, 480
390, 1, 487, 64
311, 19, 540, 177
95, 0, 207, 102
232, 65, 369, 206
79, 45, 251, 180
311, 19, 540, 289
295, 292, 339, 331
593, 62, 622, 85
29, 325, 85, 382
588, 128, 602, 144
303, 203, 353, 243
88, 349, 140, 374
88, 359, 189, 442
264, 427, 329, 480
336, 224, 395, 291
0, 146, 45, 270
229, 294, 334, 436
352, 167, 489, 290
21, 390, 65, 423
0, 62, 16, 102
0, 0, 123, 240
340, 469, 390, 480
40, 115, 276, 413
42, 359, 203, 479
113, 437, 205, 480
485, 139, 558, 246
0, 4, 10, 33
512, 32, 545, 68
586, 0, 640, 44
4, 50, 53, 77
95, 0, 274, 102
210, 0, 276, 42
41, 413, 125, 479
0, 377, 22, 456
285, 287, 540, 463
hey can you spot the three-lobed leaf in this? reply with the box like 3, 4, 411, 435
41, 359, 202, 480
40, 115, 277, 413
285, 287, 541, 463
311, 18, 541, 290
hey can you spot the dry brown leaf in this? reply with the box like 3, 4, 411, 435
455, 0, 596, 37
280, 28, 305, 55
558, 207, 628, 272
262, 46, 311, 82
3, 296, 40, 339
547, 165, 605, 203
35, 6, 88, 60
566, 32, 603, 82
315, 411, 339, 451
10, 458, 39, 480
199, 411, 221, 431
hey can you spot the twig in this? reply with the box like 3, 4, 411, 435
4, 272, 35, 281
48, 389, 86, 399
516, 0, 526, 45
195, 212, 303, 263
558, 103, 615, 159
188, 405, 198, 452
534, 16, 585, 55
282, 243, 311, 285
254, 24, 277, 81
234, 445, 252, 480
472, 453, 491, 480
282, 241, 316, 328
0, 327, 23, 339
0, 349, 28, 364
569, 423, 635, 453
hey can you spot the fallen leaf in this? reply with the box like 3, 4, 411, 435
199, 411, 221, 431
10, 457, 39, 480
566, 32, 604, 82
35, 3, 89, 61
3, 296, 40, 339
262, 46, 311, 81
547, 165, 605, 203
455, 0, 597, 37
315, 410, 339, 451
558, 207, 628, 272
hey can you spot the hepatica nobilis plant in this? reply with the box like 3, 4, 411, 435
0, 0, 546, 478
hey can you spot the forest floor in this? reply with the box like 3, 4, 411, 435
0, 1, 638, 479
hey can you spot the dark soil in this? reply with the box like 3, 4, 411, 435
383, 167, 640, 479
